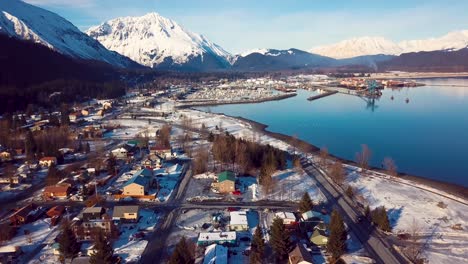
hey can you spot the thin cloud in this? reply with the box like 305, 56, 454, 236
23, 0, 95, 8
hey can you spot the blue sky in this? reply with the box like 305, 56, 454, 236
24, 0, 468, 53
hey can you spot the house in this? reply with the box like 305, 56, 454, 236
275, 212, 297, 226
82, 207, 105, 221
149, 145, 172, 159
0, 246, 22, 263
122, 175, 149, 196
75, 207, 115, 240
68, 112, 82, 122
46, 205, 65, 218
143, 155, 162, 169
43, 184, 71, 199
111, 147, 128, 159
47, 205, 65, 226
213, 171, 236, 194
0, 151, 11, 161
197, 232, 237, 246
288, 244, 314, 264
229, 211, 248, 231
309, 229, 328, 247
112, 205, 139, 222
51, 243, 60, 255
39, 157, 57, 167
302, 210, 330, 224
9, 203, 37, 226
203, 244, 228, 264
0, 176, 21, 184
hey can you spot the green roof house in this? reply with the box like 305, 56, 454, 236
310, 229, 328, 247
214, 171, 236, 194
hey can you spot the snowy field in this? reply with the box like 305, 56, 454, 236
344, 166, 468, 263
186, 168, 326, 204
103, 119, 163, 139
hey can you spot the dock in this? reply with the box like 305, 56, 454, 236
307, 90, 338, 101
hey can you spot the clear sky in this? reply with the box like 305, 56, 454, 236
23, 0, 468, 54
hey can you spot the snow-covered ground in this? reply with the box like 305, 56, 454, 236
240, 168, 326, 202
113, 209, 160, 263
167, 209, 259, 264
344, 166, 468, 263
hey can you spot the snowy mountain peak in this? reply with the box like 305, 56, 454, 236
311, 31, 468, 59
311, 36, 402, 59
0, 0, 138, 68
86, 12, 232, 69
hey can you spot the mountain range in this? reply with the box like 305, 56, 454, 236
311, 31, 468, 59
1, 0, 468, 72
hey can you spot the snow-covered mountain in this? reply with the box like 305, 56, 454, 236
399, 30, 468, 53
86, 13, 232, 71
232, 48, 336, 71
311, 31, 468, 59
311, 37, 403, 59
0, 0, 139, 68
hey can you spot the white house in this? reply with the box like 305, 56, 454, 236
229, 211, 248, 231
111, 147, 128, 159
197, 232, 237, 246
275, 212, 297, 225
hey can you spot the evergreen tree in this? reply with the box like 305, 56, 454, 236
364, 205, 371, 219
327, 210, 347, 261
46, 165, 61, 186
57, 221, 79, 259
299, 192, 314, 213
168, 237, 194, 264
371, 207, 392, 232
90, 229, 114, 264
25, 130, 36, 160
60, 106, 70, 126
107, 154, 117, 175
270, 217, 291, 261
77, 141, 83, 152
85, 142, 91, 153
250, 225, 265, 264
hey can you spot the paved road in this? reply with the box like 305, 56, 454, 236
301, 158, 406, 264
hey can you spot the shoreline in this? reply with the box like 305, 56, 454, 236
176, 93, 297, 109
371, 72, 468, 80
197, 110, 468, 200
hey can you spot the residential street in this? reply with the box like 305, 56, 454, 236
301, 158, 406, 264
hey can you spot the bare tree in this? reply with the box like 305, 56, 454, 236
319, 147, 329, 169
193, 148, 209, 175
355, 144, 371, 170
328, 160, 345, 186
235, 141, 249, 175
156, 124, 172, 148
383, 157, 398, 177
404, 218, 425, 264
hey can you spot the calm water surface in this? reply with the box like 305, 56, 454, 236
197, 78, 468, 187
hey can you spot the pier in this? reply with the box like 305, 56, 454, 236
307, 90, 338, 101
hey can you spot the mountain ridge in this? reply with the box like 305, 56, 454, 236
310, 31, 468, 59
86, 12, 232, 71
0, 0, 140, 68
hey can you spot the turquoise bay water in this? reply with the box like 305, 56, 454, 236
197, 78, 468, 187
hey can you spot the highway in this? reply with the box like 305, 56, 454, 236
301, 158, 406, 264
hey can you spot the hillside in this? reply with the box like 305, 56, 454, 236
379, 48, 468, 72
